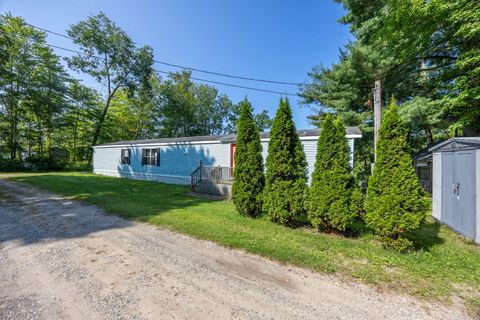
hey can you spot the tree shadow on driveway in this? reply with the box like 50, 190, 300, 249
0, 175, 213, 246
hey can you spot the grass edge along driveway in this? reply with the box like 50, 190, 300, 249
4, 172, 480, 313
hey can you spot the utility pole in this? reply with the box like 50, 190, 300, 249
373, 79, 382, 161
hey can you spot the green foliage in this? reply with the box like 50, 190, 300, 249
264, 98, 307, 226
0, 158, 24, 172
156, 70, 234, 137
232, 99, 265, 216
223, 99, 272, 134
0, 13, 271, 169
307, 114, 359, 232
0, 14, 69, 160
302, 0, 480, 159
365, 99, 429, 249
66, 12, 154, 148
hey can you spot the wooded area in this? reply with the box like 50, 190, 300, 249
2, 0, 479, 177
0, 13, 272, 170
300, 0, 480, 180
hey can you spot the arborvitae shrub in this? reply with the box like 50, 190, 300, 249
307, 114, 359, 232
232, 98, 265, 216
365, 99, 428, 250
264, 98, 307, 226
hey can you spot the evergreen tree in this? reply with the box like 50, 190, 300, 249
307, 114, 359, 232
232, 98, 265, 216
365, 99, 428, 250
264, 98, 307, 225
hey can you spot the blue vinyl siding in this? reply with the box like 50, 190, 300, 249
93, 142, 231, 184
93, 138, 356, 185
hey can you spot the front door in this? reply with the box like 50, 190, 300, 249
230, 143, 236, 168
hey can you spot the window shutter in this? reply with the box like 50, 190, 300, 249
156, 148, 160, 166
141, 149, 145, 166
128, 149, 131, 165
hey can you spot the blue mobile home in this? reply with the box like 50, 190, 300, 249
93, 128, 362, 194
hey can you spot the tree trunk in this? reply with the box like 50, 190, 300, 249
35, 114, 44, 157
72, 108, 79, 165
89, 70, 130, 164
425, 125, 433, 145
91, 95, 112, 149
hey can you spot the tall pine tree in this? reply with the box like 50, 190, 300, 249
232, 98, 265, 216
365, 99, 428, 249
264, 98, 307, 225
307, 114, 358, 232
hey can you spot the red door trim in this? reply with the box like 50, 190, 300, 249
230, 143, 236, 168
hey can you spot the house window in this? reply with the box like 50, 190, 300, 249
121, 149, 130, 165
142, 148, 160, 166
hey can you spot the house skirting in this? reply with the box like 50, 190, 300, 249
194, 180, 232, 198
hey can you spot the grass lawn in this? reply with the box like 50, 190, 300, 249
4, 172, 480, 312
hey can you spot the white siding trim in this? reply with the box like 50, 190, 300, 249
94, 140, 222, 149
432, 152, 442, 221
94, 134, 362, 149
476, 150, 480, 244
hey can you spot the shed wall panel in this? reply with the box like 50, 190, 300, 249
476, 150, 480, 244
432, 152, 442, 220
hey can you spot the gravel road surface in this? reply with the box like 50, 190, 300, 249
0, 179, 470, 319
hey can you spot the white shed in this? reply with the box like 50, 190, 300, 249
431, 137, 480, 244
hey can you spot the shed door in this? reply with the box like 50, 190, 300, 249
442, 151, 476, 238
454, 151, 476, 238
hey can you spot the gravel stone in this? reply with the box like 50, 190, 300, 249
0, 179, 472, 319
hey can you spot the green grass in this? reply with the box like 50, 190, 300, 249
4, 172, 480, 311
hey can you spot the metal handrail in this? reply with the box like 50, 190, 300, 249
191, 165, 202, 190
201, 166, 234, 184
191, 163, 234, 191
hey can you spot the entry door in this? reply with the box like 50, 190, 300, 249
230, 144, 236, 168
442, 151, 476, 238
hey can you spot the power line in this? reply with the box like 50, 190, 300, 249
155, 70, 300, 97
154, 61, 302, 86
26, 23, 305, 86
26, 23, 75, 40
2, 30, 104, 60
2, 30, 301, 97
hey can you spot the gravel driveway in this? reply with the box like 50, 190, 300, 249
0, 179, 470, 320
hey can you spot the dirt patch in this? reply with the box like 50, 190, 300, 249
0, 179, 472, 319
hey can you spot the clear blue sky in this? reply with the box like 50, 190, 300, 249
0, 0, 352, 129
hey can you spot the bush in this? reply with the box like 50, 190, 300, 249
365, 99, 428, 249
307, 114, 360, 232
0, 158, 25, 172
232, 98, 265, 216
64, 162, 92, 172
264, 98, 307, 225
25, 147, 68, 171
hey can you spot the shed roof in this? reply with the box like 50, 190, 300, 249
94, 127, 362, 147
412, 140, 444, 162
413, 137, 480, 161
429, 137, 480, 152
